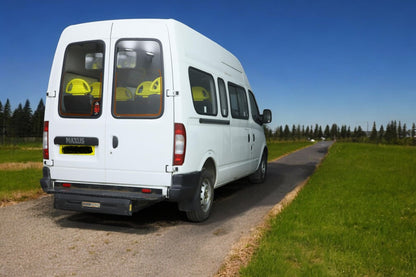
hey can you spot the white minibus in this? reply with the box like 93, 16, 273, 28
41, 19, 272, 222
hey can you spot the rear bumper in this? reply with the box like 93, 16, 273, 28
40, 167, 164, 216
40, 167, 201, 215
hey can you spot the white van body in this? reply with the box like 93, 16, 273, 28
41, 19, 272, 222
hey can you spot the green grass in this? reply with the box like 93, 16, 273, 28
241, 143, 416, 276
0, 144, 43, 202
268, 141, 314, 161
0, 145, 42, 163
0, 169, 43, 201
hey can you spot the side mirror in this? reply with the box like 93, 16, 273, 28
261, 109, 272, 124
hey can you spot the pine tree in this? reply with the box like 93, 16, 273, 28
291, 125, 296, 140
22, 99, 33, 137
379, 125, 384, 143
3, 99, 12, 137
412, 123, 416, 145
340, 125, 347, 138
283, 125, 290, 140
324, 125, 330, 139
313, 124, 319, 139
370, 122, 378, 143
11, 103, 23, 137
398, 121, 403, 139
330, 124, 338, 140
32, 99, 45, 137
402, 123, 407, 139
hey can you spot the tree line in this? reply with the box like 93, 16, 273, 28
1, 98, 415, 146
0, 99, 45, 141
265, 121, 416, 146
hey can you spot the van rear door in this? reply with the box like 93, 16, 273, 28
49, 22, 112, 184
105, 21, 174, 188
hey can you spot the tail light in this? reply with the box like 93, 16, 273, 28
43, 121, 49, 160
173, 123, 186, 165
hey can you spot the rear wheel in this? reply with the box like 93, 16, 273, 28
249, 151, 268, 184
186, 168, 214, 222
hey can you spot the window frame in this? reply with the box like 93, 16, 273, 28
58, 40, 105, 119
188, 67, 218, 116
217, 77, 229, 118
111, 38, 164, 119
228, 82, 249, 120
248, 90, 262, 125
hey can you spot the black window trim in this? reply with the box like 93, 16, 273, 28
112, 38, 164, 119
189, 66, 218, 117
248, 90, 262, 125
227, 82, 249, 120
58, 40, 106, 119
217, 77, 229, 118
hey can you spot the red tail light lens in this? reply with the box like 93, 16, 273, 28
43, 121, 49, 160
173, 123, 186, 165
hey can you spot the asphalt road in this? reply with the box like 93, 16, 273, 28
0, 141, 333, 277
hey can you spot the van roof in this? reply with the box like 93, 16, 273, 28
61, 19, 249, 87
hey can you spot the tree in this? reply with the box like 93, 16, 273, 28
22, 100, 33, 137
11, 104, 24, 137
32, 99, 45, 137
370, 122, 378, 143
3, 99, 12, 136
379, 125, 385, 142
283, 125, 290, 140
324, 125, 330, 139
330, 124, 338, 140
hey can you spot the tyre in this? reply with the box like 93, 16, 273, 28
249, 151, 267, 184
186, 168, 214, 222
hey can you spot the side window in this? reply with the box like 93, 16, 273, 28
189, 67, 217, 116
59, 41, 105, 117
217, 78, 228, 117
249, 90, 262, 125
228, 83, 249, 120
113, 39, 163, 118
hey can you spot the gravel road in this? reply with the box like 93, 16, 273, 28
0, 141, 333, 277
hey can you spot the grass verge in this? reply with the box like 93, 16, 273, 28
0, 145, 42, 163
0, 168, 43, 205
240, 143, 416, 276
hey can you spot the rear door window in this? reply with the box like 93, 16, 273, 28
59, 41, 105, 117
112, 39, 163, 118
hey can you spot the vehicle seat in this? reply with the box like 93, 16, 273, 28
135, 77, 162, 98
90, 82, 102, 98
65, 78, 91, 95
115, 87, 133, 101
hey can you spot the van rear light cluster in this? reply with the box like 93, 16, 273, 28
43, 121, 49, 160
173, 123, 186, 165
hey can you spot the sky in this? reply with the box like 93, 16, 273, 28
0, 0, 415, 130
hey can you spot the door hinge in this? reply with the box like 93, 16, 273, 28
166, 89, 179, 97
165, 165, 178, 173
46, 90, 56, 98
44, 159, 54, 166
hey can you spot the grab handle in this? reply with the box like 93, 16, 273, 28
112, 136, 119, 148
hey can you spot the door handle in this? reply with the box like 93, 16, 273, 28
112, 136, 119, 148
248, 134, 250, 142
